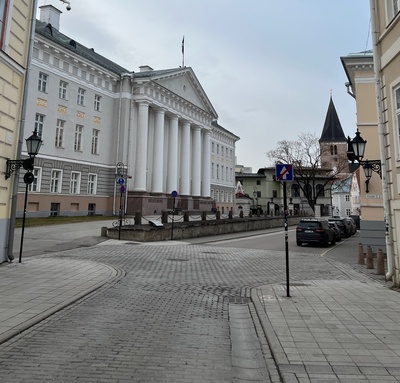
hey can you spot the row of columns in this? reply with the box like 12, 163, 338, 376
133, 102, 211, 197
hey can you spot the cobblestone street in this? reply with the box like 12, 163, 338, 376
0, 242, 363, 382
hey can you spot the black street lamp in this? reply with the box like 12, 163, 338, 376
347, 129, 382, 193
5, 128, 43, 263
6, 129, 42, 179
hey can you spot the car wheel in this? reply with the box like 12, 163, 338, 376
297, 240, 302, 246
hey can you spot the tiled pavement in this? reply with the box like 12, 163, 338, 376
1, 230, 400, 382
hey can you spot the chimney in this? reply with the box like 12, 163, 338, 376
139, 65, 154, 72
39, 5, 62, 31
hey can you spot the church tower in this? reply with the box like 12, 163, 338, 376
319, 96, 348, 172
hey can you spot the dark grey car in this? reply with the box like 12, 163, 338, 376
296, 219, 336, 247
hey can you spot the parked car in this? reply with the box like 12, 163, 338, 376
329, 217, 351, 238
328, 221, 342, 242
343, 217, 357, 235
296, 218, 336, 247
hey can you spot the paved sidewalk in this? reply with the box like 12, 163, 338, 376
253, 279, 400, 383
0, 257, 123, 344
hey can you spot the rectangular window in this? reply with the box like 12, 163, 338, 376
211, 162, 214, 179
0, 0, 8, 47
28, 167, 41, 192
70, 172, 81, 194
74, 125, 83, 151
345, 195, 350, 202
59, 80, 68, 99
387, 0, 400, 20
55, 119, 64, 148
50, 170, 62, 193
38, 72, 48, 92
226, 167, 228, 180
346, 208, 351, 216
94, 95, 101, 111
91, 129, 99, 154
77, 88, 86, 105
217, 164, 219, 179
217, 144, 220, 154
221, 146, 224, 156
87, 173, 97, 195
212, 142, 215, 153
221, 165, 224, 180
35, 113, 45, 138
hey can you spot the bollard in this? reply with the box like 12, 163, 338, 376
161, 210, 168, 224
101, 226, 108, 237
134, 211, 141, 225
183, 212, 189, 222
358, 243, 364, 265
366, 245, 374, 269
376, 249, 385, 275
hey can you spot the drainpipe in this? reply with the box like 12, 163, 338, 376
370, 0, 395, 283
6, 0, 39, 261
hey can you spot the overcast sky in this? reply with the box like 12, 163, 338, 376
39, 0, 371, 171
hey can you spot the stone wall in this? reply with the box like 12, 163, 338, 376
107, 216, 302, 242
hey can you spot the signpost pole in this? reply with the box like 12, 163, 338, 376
171, 191, 178, 240
283, 181, 290, 297
276, 163, 292, 298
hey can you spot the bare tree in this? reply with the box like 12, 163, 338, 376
266, 132, 349, 212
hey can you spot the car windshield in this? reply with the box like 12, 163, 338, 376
299, 222, 319, 228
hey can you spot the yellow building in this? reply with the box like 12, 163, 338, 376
341, 51, 386, 252
364, 0, 400, 286
0, 0, 37, 262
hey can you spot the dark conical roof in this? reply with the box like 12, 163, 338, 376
319, 97, 346, 143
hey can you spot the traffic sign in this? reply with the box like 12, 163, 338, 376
171, 190, 178, 197
276, 164, 293, 181
117, 178, 124, 185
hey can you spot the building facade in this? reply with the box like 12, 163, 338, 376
368, 0, 400, 285
341, 51, 386, 252
15, 6, 234, 218
210, 121, 239, 214
1, 0, 37, 262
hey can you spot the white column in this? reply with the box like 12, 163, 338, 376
201, 129, 211, 197
192, 126, 202, 196
134, 102, 149, 191
151, 109, 165, 193
180, 121, 191, 195
167, 116, 179, 193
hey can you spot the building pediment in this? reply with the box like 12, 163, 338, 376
133, 67, 218, 120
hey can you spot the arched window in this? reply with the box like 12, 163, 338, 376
291, 184, 300, 197
334, 145, 337, 155
330, 145, 334, 155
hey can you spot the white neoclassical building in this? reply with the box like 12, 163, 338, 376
15, 5, 229, 217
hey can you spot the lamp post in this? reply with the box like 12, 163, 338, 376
5, 128, 42, 263
347, 129, 382, 193
115, 162, 125, 240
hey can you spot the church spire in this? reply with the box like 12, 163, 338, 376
319, 96, 346, 143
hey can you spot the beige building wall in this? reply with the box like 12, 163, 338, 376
341, 52, 386, 252
0, 0, 36, 262
369, 0, 400, 285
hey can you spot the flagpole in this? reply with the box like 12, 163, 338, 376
181, 35, 185, 67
